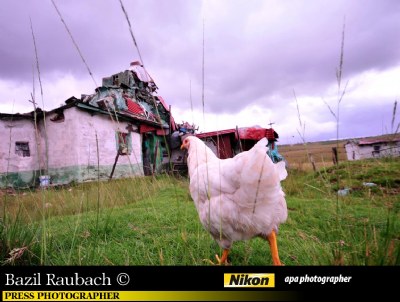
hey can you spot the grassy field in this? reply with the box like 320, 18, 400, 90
1, 158, 399, 266
279, 139, 347, 171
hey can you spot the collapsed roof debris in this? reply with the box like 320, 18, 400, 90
81, 61, 175, 134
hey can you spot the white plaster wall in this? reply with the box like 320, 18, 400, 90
345, 143, 360, 160
43, 107, 143, 175
1, 106, 144, 186
377, 142, 400, 157
345, 142, 400, 160
128, 131, 143, 169
40, 108, 80, 169
0, 118, 41, 173
358, 145, 375, 159
345, 144, 374, 160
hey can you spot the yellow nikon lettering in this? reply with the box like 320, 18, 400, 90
224, 273, 275, 288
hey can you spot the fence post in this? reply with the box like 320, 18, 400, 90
332, 147, 338, 165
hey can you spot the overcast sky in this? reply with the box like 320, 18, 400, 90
1, 0, 399, 144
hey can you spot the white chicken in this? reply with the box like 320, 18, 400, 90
181, 135, 288, 265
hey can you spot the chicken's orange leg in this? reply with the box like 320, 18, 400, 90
267, 230, 282, 266
215, 249, 230, 265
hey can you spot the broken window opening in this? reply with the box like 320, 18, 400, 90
116, 132, 132, 155
50, 111, 65, 123
112, 74, 119, 86
372, 145, 381, 157
15, 142, 30, 157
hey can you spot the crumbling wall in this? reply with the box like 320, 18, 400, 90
0, 117, 42, 188
43, 107, 143, 185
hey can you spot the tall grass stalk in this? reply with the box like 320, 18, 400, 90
200, 18, 215, 259
3, 102, 15, 220
319, 19, 349, 264
51, 0, 98, 88
95, 131, 100, 233
30, 66, 41, 184
293, 89, 315, 171
67, 193, 85, 264
119, 0, 144, 66
323, 20, 348, 166
29, 93, 47, 264
30, 17, 49, 173
30, 17, 51, 264
390, 100, 398, 134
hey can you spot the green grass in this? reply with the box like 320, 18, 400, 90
1, 158, 399, 265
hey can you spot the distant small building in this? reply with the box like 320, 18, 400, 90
344, 135, 400, 160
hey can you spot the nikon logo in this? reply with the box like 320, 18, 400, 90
224, 273, 275, 288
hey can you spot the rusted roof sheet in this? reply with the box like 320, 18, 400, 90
126, 98, 145, 115
359, 137, 400, 145
75, 102, 161, 126
156, 96, 169, 112
196, 129, 236, 139
196, 126, 268, 140
140, 124, 161, 133
237, 127, 267, 140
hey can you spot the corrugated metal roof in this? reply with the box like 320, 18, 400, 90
157, 96, 169, 112
126, 98, 145, 115
237, 127, 268, 140
75, 102, 161, 126
196, 126, 269, 140
359, 137, 400, 145
196, 129, 236, 139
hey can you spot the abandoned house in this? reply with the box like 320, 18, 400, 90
344, 135, 400, 160
0, 62, 177, 189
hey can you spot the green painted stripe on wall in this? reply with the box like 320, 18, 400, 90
0, 163, 143, 189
